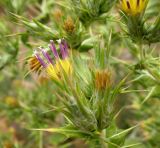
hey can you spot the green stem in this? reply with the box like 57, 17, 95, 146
139, 41, 144, 62
100, 130, 108, 148
39, 131, 43, 148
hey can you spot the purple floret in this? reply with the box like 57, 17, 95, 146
59, 39, 68, 59
40, 47, 53, 64
34, 51, 46, 68
49, 40, 59, 59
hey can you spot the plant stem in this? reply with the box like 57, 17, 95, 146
139, 41, 144, 62
39, 131, 43, 148
100, 130, 108, 148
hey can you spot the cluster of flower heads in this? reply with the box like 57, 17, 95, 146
120, 0, 148, 16
33, 39, 72, 81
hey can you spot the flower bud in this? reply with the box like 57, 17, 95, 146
64, 17, 75, 34
95, 69, 112, 90
53, 8, 63, 22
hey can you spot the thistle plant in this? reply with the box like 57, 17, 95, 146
119, 0, 160, 86
26, 35, 140, 148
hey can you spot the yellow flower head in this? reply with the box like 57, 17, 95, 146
120, 0, 148, 16
46, 59, 72, 80
34, 39, 72, 81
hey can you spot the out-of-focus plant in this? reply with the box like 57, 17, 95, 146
0, 0, 28, 14
0, 21, 19, 70
68, 0, 117, 26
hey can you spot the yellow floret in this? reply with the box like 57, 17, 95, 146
46, 59, 72, 80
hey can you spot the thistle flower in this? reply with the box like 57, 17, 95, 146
33, 39, 72, 81
120, 0, 148, 16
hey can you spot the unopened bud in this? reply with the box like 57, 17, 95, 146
64, 17, 75, 33
95, 69, 112, 90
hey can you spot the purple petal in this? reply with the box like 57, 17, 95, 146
59, 43, 67, 59
40, 47, 53, 64
62, 39, 68, 57
62, 39, 68, 50
34, 51, 46, 68
49, 40, 59, 59
59, 39, 68, 59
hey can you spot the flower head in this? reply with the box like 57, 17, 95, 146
33, 39, 72, 81
120, 0, 148, 16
